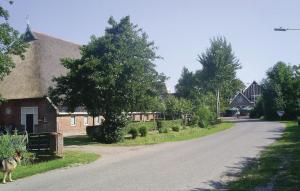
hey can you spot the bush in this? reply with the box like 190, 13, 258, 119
91, 113, 126, 143
158, 127, 169, 133
128, 127, 138, 139
156, 120, 163, 130
139, 126, 148, 137
171, 125, 180, 132
196, 107, 215, 128
0, 133, 33, 164
86, 126, 96, 140
250, 98, 264, 119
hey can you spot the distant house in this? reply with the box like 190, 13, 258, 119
228, 81, 262, 115
0, 25, 101, 136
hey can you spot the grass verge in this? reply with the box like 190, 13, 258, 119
228, 121, 300, 191
6, 151, 99, 182
65, 122, 233, 146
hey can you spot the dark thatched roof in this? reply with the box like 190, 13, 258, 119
0, 31, 81, 99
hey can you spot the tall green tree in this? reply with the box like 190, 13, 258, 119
50, 16, 164, 143
175, 37, 244, 111
261, 62, 299, 119
175, 67, 195, 98
0, 2, 28, 102
196, 37, 242, 97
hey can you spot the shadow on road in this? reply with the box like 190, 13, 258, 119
189, 157, 259, 191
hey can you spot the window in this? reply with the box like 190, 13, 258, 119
71, 116, 76, 126
84, 116, 88, 126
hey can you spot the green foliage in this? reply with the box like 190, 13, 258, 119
195, 106, 216, 128
260, 62, 300, 120
175, 37, 244, 115
0, 134, 31, 163
50, 16, 165, 143
86, 126, 96, 140
139, 126, 148, 137
171, 125, 180, 132
156, 120, 163, 130
0, 3, 28, 101
158, 127, 169, 134
249, 97, 264, 119
128, 127, 138, 139
88, 113, 126, 143
175, 67, 195, 98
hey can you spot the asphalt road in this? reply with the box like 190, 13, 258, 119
1, 120, 284, 191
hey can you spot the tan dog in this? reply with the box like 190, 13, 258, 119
1, 151, 21, 184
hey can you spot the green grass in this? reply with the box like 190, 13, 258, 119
4, 151, 99, 182
228, 121, 300, 191
64, 122, 233, 146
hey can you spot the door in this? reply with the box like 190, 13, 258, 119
26, 114, 34, 134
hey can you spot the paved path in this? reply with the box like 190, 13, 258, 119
1, 120, 284, 191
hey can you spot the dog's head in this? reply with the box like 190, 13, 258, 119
14, 150, 22, 163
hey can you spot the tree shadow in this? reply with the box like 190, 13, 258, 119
190, 157, 258, 191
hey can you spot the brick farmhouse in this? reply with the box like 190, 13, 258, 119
0, 26, 105, 136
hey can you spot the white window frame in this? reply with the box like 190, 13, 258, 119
70, 116, 76, 126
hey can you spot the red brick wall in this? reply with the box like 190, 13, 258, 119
0, 98, 57, 133
57, 115, 96, 136
131, 113, 155, 122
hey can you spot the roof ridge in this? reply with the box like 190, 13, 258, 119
32, 30, 82, 47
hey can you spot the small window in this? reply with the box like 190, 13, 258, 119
84, 116, 88, 126
71, 116, 76, 126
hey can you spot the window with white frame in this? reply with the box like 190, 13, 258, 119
84, 116, 88, 126
71, 116, 76, 126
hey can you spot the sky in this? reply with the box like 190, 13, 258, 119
3, 0, 300, 92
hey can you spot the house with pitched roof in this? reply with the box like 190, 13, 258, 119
228, 81, 262, 116
0, 25, 102, 136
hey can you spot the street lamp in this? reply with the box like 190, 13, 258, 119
274, 27, 300, 31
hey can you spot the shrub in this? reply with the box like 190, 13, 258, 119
86, 126, 96, 140
139, 126, 148, 137
91, 113, 126, 143
196, 107, 215, 128
156, 120, 163, 130
158, 127, 169, 133
0, 133, 33, 164
171, 125, 180, 132
128, 127, 138, 139
198, 119, 207, 128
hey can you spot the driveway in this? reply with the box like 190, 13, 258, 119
1, 120, 284, 191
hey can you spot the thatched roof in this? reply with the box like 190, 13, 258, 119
0, 29, 81, 99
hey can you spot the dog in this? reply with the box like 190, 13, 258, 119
0, 151, 21, 184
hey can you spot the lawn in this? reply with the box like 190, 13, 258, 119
64, 122, 233, 146
5, 151, 99, 183
228, 121, 300, 191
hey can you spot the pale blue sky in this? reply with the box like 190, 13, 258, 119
3, 0, 300, 92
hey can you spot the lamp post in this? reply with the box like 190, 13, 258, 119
274, 27, 300, 31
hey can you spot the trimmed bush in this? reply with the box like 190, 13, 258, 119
128, 127, 138, 139
172, 125, 180, 132
139, 126, 148, 137
158, 127, 169, 134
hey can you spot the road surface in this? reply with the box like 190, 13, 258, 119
1, 120, 284, 191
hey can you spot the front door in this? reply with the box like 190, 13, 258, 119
26, 114, 34, 134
